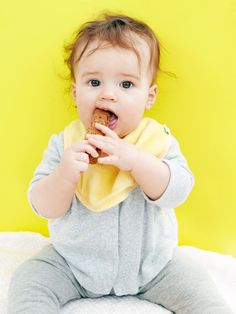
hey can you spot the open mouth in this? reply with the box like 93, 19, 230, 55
100, 108, 118, 130
108, 112, 118, 130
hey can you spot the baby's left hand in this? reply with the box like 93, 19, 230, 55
86, 123, 140, 171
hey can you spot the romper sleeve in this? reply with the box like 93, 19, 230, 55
27, 132, 64, 217
142, 126, 195, 209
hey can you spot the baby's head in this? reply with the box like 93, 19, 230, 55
64, 13, 161, 138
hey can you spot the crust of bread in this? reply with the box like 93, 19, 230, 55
87, 109, 112, 164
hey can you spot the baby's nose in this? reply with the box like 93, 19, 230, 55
99, 88, 117, 102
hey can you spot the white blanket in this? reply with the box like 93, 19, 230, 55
0, 232, 235, 314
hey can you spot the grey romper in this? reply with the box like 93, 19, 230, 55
7, 123, 233, 313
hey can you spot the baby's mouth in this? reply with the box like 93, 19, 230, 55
98, 108, 118, 130
107, 111, 118, 130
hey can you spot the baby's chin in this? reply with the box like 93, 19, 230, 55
118, 127, 137, 139
118, 123, 139, 138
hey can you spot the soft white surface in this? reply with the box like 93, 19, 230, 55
0, 232, 235, 314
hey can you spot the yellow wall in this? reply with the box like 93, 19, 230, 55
0, 0, 235, 256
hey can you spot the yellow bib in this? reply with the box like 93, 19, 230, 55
64, 117, 171, 212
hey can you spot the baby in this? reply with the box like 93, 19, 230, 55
7, 13, 233, 314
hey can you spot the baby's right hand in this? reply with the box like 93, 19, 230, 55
56, 140, 98, 185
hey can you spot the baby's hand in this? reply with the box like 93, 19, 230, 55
86, 123, 140, 171
57, 140, 98, 184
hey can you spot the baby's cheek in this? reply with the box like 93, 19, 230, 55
77, 104, 94, 127
77, 110, 90, 129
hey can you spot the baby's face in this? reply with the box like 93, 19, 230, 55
72, 38, 157, 138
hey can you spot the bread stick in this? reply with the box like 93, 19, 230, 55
87, 108, 112, 164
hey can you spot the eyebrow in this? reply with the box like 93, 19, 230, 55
118, 73, 140, 80
81, 71, 100, 78
81, 71, 140, 80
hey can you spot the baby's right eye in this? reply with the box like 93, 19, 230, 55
89, 79, 100, 87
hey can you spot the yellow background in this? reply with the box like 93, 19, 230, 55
0, 0, 235, 256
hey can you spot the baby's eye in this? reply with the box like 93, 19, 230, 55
120, 81, 133, 89
89, 79, 100, 87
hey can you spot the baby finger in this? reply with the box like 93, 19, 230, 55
75, 152, 89, 163
84, 144, 99, 158
78, 161, 89, 173
72, 141, 98, 158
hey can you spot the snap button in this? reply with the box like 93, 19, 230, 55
163, 125, 170, 135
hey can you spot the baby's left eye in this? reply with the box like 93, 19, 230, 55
120, 81, 133, 89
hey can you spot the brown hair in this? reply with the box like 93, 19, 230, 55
64, 13, 161, 85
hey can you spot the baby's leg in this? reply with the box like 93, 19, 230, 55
137, 247, 233, 314
7, 244, 85, 314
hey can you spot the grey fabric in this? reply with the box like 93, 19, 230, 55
137, 247, 234, 313
7, 244, 105, 314
7, 245, 233, 314
26, 122, 194, 295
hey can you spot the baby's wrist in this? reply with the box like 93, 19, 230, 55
54, 166, 78, 189
129, 148, 142, 174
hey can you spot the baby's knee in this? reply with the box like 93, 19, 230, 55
8, 259, 36, 295
7, 260, 36, 312
7, 259, 61, 314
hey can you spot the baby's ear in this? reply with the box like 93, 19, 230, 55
72, 82, 76, 101
146, 84, 158, 109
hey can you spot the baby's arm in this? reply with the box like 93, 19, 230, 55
131, 150, 170, 200
29, 134, 98, 219
131, 134, 194, 206
30, 167, 77, 219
